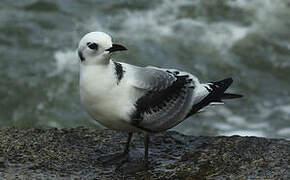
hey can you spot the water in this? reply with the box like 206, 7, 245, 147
1, 0, 290, 139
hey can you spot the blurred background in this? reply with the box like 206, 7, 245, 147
0, 0, 290, 139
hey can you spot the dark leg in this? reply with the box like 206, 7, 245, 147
98, 132, 133, 165
116, 133, 150, 173
124, 132, 133, 154
144, 133, 150, 166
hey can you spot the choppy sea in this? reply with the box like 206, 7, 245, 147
1, 0, 290, 139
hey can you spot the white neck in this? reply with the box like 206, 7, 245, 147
79, 60, 115, 87
81, 52, 112, 66
80, 59, 114, 76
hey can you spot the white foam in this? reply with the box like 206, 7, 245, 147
277, 128, 290, 136
214, 122, 233, 131
49, 50, 79, 76
247, 122, 269, 129
279, 105, 290, 115
12, 109, 23, 122
221, 130, 266, 137
226, 0, 279, 11
226, 0, 249, 8
80, 0, 287, 58
84, 0, 251, 52
226, 115, 246, 126
217, 107, 233, 117
36, 103, 45, 111
228, 0, 288, 32
47, 121, 61, 128
200, 22, 249, 50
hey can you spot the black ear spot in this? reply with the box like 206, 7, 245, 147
87, 42, 99, 50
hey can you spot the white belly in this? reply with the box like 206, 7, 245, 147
79, 64, 139, 132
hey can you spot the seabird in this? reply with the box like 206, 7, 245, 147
77, 31, 242, 172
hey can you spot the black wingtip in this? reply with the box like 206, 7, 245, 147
219, 77, 233, 87
222, 93, 243, 99
218, 78, 243, 99
185, 77, 241, 118
211, 77, 233, 91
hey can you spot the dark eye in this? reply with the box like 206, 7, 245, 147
87, 42, 98, 50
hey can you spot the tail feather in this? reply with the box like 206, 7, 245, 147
209, 78, 243, 102
209, 78, 234, 102
185, 77, 242, 118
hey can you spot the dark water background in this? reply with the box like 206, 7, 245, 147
1, 0, 290, 139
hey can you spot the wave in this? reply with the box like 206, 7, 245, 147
50, 0, 290, 138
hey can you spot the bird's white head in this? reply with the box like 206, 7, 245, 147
77, 32, 127, 65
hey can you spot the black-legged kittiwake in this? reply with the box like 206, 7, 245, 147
77, 31, 242, 172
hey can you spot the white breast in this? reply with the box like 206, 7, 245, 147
79, 62, 139, 132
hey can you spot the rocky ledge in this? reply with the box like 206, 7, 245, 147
0, 127, 289, 179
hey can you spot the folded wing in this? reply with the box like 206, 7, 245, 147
129, 67, 196, 133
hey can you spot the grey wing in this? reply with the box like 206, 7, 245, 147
129, 67, 197, 133
129, 66, 177, 91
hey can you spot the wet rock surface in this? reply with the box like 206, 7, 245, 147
0, 127, 289, 179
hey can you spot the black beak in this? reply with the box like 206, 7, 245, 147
106, 44, 127, 53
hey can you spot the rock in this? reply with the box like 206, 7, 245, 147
0, 127, 289, 179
